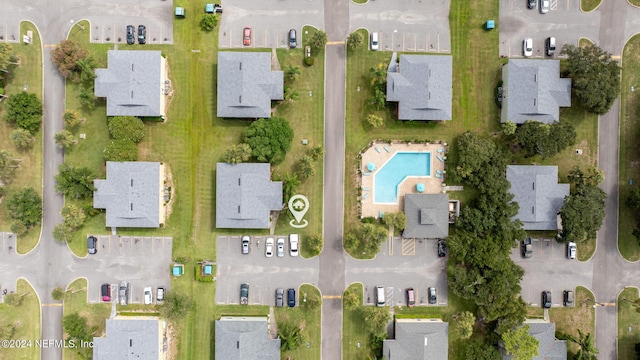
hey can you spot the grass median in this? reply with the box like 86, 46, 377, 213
618, 287, 640, 359
0, 279, 40, 360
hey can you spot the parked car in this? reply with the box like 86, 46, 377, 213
213, 4, 223, 13
370, 32, 379, 51
101, 283, 111, 302
144, 287, 153, 305
437, 239, 446, 257
563, 290, 574, 307
156, 287, 165, 304
546, 36, 556, 56
406, 288, 415, 307
119, 280, 129, 306
243, 26, 252, 46
428, 287, 437, 305
289, 29, 297, 48
240, 283, 249, 305
277, 238, 285, 257
242, 235, 250, 255
521, 237, 533, 258
287, 288, 296, 307
126, 25, 135, 45
523, 38, 533, 57
289, 234, 299, 257
567, 242, 577, 259
276, 288, 284, 307
87, 236, 97, 255
527, 0, 537, 9
138, 25, 146, 44
205, 3, 214, 13
540, 0, 550, 13
206, 4, 223, 13
542, 291, 552, 308
265, 237, 274, 257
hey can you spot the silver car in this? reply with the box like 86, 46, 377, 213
277, 238, 285, 257
540, 0, 549, 13
119, 281, 129, 306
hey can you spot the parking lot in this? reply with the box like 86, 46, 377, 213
215, 235, 320, 306
84, 235, 173, 304
218, 0, 324, 49
511, 238, 593, 307
346, 237, 448, 307
499, 0, 600, 58
349, 0, 451, 53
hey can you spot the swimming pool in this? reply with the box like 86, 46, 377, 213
374, 152, 431, 203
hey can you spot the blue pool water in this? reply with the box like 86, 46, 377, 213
374, 152, 431, 203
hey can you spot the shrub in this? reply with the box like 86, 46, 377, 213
104, 139, 138, 161
108, 116, 145, 143
304, 56, 315, 66
4, 92, 43, 133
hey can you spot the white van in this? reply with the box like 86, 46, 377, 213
370, 32, 379, 51
376, 286, 385, 307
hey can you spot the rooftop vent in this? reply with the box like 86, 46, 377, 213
239, 62, 242, 71
532, 206, 535, 214
131, 90, 134, 99
238, 205, 241, 213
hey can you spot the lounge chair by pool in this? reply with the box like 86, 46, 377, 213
362, 187, 371, 191
384, 146, 391, 153
375, 147, 382, 153
437, 148, 445, 153
435, 173, 443, 179
363, 193, 370, 200
437, 155, 445, 162
363, 172, 371, 176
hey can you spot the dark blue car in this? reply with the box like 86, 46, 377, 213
287, 288, 295, 307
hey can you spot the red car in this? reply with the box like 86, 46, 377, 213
406, 288, 415, 307
243, 27, 252, 46
101, 283, 111, 302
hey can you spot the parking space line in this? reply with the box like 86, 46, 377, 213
323, 295, 342, 299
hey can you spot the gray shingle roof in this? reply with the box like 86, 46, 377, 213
215, 317, 280, 360
386, 54, 452, 121
216, 163, 283, 229
507, 165, 569, 230
93, 318, 160, 360
217, 52, 284, 118
403, 194, 449, 238
501, 59, 571, 124
93, 162, 162, 228
501, 320, 567, 360
95, 50, 166, 117
382, 319, 449, 360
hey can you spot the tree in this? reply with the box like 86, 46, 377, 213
108, 116, 146, 143
465, 340, 501, 360
10, 221, 27, 236
51, 287, 65, 301
285, 65, 301, 81
55, 130, 77, 148
199, 14, 218, 32
366, 114, 384, 128
559, 184, 606, 243
7, 187, 42, 228
61, 204, 86, 229
561, 43, 621, 114
0, 43, 19, 72
4, 92, 43, 133
158, 291, 194, 321
568, 165, 604, 189
305, 292, 322, 310
306, 233, 323, 255
3, 292, 24, 307
78, 86, 96, 109
50, 40, 89, 79
308, 30, 328, 50
359, 223, 388, 254
63, 110, 83, 128
343, 290, 360, 311
383, 211, 407, 231
284, 86, 300, 104
502, 324, 539, 360
63, 312, 94, 359
0, 322, 17, 339
360, 306, 391, 339
53, 223, 73, 243
370, 88, 386, 110
455, 131, 497, 180
369, 63, 387, 89
309, 145, 325, 161
282, 172, 300, 203
454, 311, 475, 339
567, 330, 599, 360
104, 139, 138, 161
513, 120, 576, 159
242, 117, 294, 164
347, 32, 364, 49
279, 321, 306, 351
55, 163, 96, 199
299, 154, 315, 178
221, 143, 252, 164
343, 232, 358, 252
75, 56, 97, 83
0, 149, 19, 182
10, 128, 34, 150
502, 121, 517, 136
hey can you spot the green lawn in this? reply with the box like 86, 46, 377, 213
0, 21, 43, 253
618, 287, 640, 359
580, 0, 601, 12
618, 33, 640, 261
342, 283, 374, 360
0, 279, 40, 360
274, 284, 322, 359
629, 0, 640, 6
548, 286, 595, 356
62, 278, 111, 360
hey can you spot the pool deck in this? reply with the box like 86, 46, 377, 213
360, 141, 447, 219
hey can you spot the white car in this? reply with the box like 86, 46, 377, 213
567, 242, 577, 259
265, 237, 274, 257
144, 287, 152, 305
523, 38, 533, 57
289, 234, 299, 257
540, 0, 550, 13
277, 238, 285, 258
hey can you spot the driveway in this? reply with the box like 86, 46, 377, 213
511, 238, 593, 307
218, 0, 324, 49
346, 238, 448, 307
215, 235, 320, 305
499, 0, 600, 58
348, 0, 451, 53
